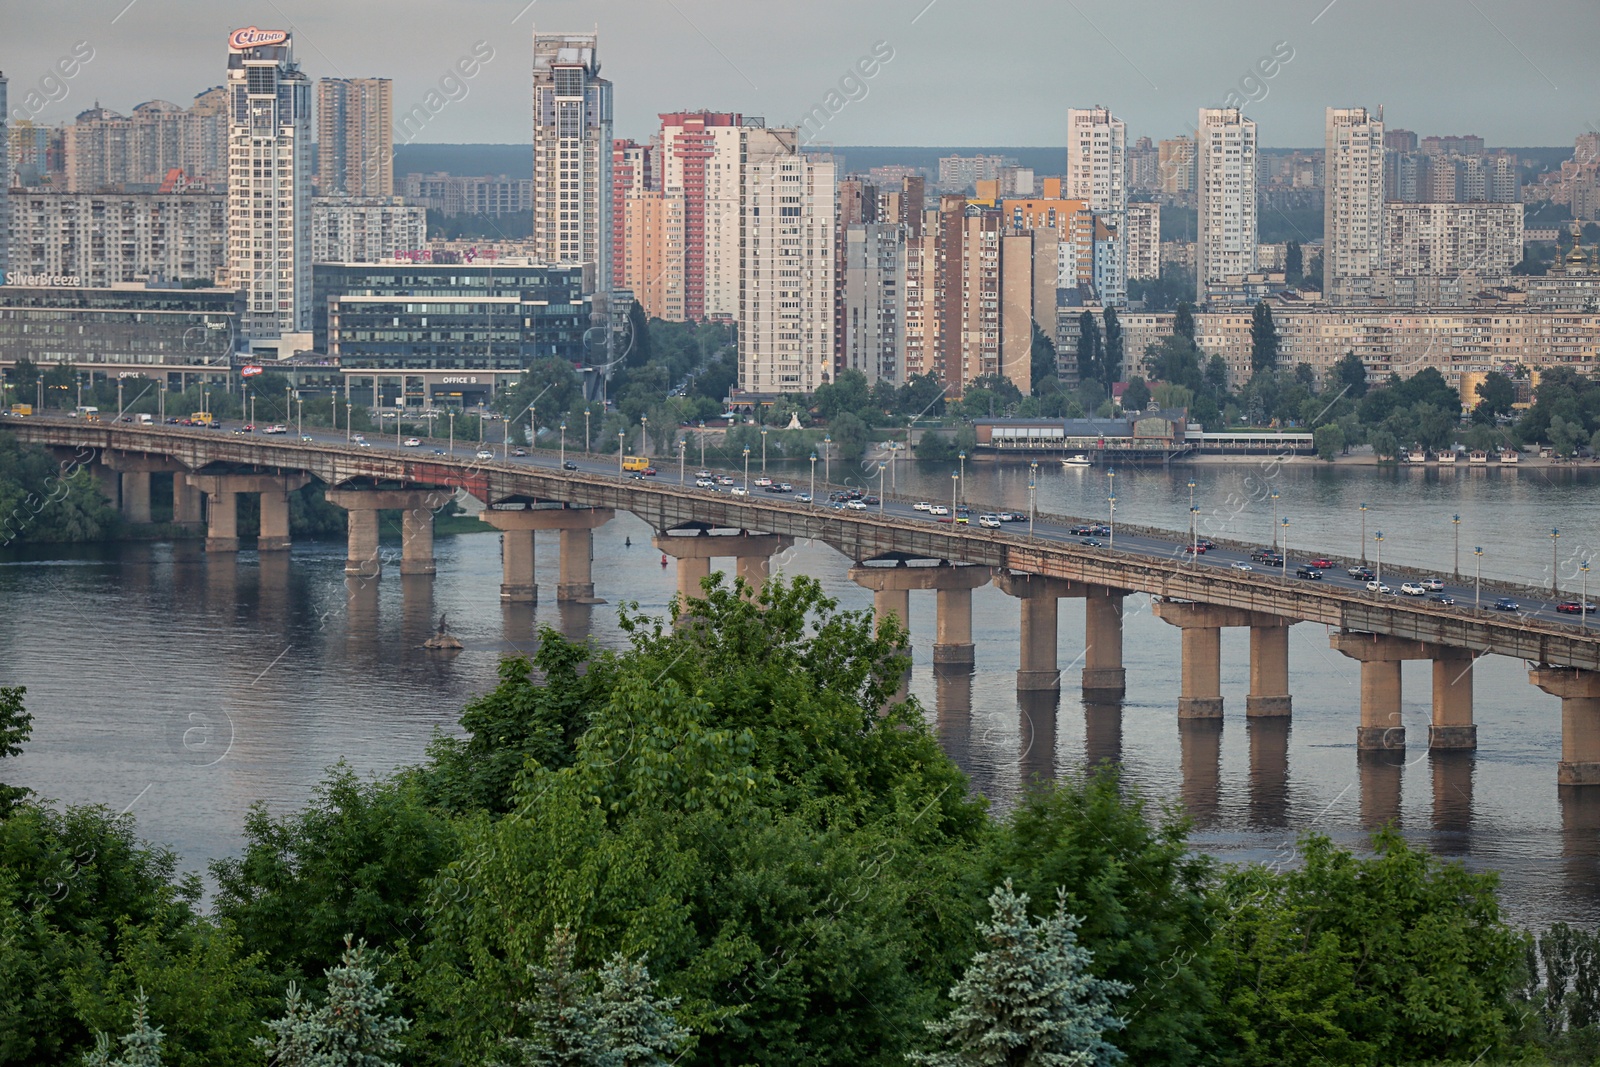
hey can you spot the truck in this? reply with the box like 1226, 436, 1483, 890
134, 413, 154, 426
8, 404, 31, 417
74, 405, 100, 422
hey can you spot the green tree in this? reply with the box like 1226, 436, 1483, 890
1304, 251, 1324, 290
1474, 371, 1516, 422
595, 951, 692, 1067
1076, 312, 1103, 390
1249, 302, 1279, 375
829, 411, 870, 463
1102, 306, 1124, 388
814, 370, 872, 423
1174, 301, 1196, 342
257, 937, 410, 1067
1313, 423, 1346, 461
1121, 377, 1150, 412
1030, 323, 1060, 396
1210, 831, 1524, 1066
1284, 242, 1303, 285
1205, 355, 1230, 396
9, 357, 41, 404
910, 880, 1130, 1067
0, 685, 32, 813
82, 991, 163, 1067
1332, 352, 1368, 399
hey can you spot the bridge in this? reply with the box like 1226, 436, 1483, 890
10, 417, 1600, 789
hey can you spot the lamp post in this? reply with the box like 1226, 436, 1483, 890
1280, 518, 1290, 582
1359, 502, 1368, 562
823, 434, 832, 485
1187, 478, 1197, 554
1109, 493, 1117, 549
1452, 514, 1461, 579
286, 385, 293, 428
878, 462, 887, 513
1374, 531, 1384, 595
761, 427, 769, 474
1269, 489, 1280, 548
743, 447, 751, 494
1106, 466, 1115, 531
346, 402, 353, 443
584, 408, 592, 455
1029, 461, 1038, 539
679, 438, 686, 485
296, 396, 303, 439
640, 415, 649, 458
809, 452, 817, 506
958, 450, 967, 505
1474, 546, 1483, 610
447, 410, 454, 455
1552, 527, 1562, 594
951, 471, 959, 533
618, 431, 625, 475
1583, 560, 1592, 628
560, 423, 568, 470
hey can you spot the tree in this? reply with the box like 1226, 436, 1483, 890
1249, 302, 1279, 375
1120, 377, 1150, 413
1314, 423, 1346, 461
82, 991, 164, 1067
1333, 352, 1368, 399
1076, 312, 1103, 391
813, 370, 871, 423
0, 685, 32, 813
1284, 241, 1303, 285
1549, 414, 1581, 457
1304, 251, 1324, 290
829, 411, 869, 463
1475, 371, 1516, 421
1102, 306, 1124, 388
1174, 301, 1196, 342
1030, 323, 1060, 396
910, 880, 1130, 1067
257, 937, 410, 1067
1205, 355, 1230, 396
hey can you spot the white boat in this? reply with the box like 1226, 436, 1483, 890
1062, 454, 1092, 467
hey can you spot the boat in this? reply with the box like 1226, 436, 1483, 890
1062, 454, 1091, 467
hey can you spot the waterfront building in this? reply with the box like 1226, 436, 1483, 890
8, 191, 227, 286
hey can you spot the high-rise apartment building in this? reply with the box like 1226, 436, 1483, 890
659, 111, 742, 320
1001, 178, 1092, 289
1066, 106, 1127, 306
1158, 136, 1196, 197
1128, 136, 1160, 191
1125, 202, 1161, 281
841, 222, 906, 386
531, 30, 613, 294
316, 78, 393, 196
1324, 106, 1385, 304
402, 173, 532, 216
9, 191, 227, 285
738, 127, 835, 393
620, 189, 684, 320
62, 93, 230, 192
1195, 107, 1258, 303
311, 197, 425, 263
1383, 202, 1523, 276
610, 137, 656, 292
225, 27, 312, 338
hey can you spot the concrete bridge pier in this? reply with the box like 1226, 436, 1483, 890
1154, 601, 1256, 719
171, 474, 203, 526
1430, 648, 1477, 750
119, 472, 152, 524
479, 507, 615, 603
1246, 619, 1294, 718
1332, 632, 1438, 751
1082, 586, 1128, 699
1531, 667, 1600, 785
91, 462, 121, 512
997, 573, 1089, 692
325, 488, 448, 577
102, 452, 190, 526
655, 531, 794, 608
848, 562, 993, 666
190, 473, 311, 554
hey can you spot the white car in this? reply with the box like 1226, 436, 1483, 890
1422, 578, 1445, 592
356, 440, 372, 449
351, 433, 365, 443
695, 478, 716, 488
696, 469, 713, 479
978, 514, 1002, 528
729, 486, 748, 496
1367, 580, 1393, 594
404, 437, 421, 447
262, 424, 287, 435
913, 501, 932, 512
1400, 582, 1426, 596
929, 504, 950, 516
475, 450, 495, 460
716, 475, 735, 486
754, 476, 774, 487
1230, 561, 1253, 572
845, 499, 868, 511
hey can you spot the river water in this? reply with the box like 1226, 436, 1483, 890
4, 457, 1600, 928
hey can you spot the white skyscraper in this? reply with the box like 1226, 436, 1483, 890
738, 127, 836, 394
1325, 106, 1385, 303
224, 27, 311, 338
531, 30, 613, 294
1196, 107, 1258, 304
1065, 106, 1127, 306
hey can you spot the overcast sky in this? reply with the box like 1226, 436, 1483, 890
3, 0, 1594, 148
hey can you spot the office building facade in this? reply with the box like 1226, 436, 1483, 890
531, 30, 613, 294
224, 27, 312, 338
1195, 108, 1257, 303
316, 78, 393, 196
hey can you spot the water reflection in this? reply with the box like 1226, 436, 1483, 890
1358, 750, 1405, 829
1429, 749, 1474, 837
1179, 719, 1223, 825
1016, 690, 1059, 785
934, 662, 975, 784
1247, 717, 1291, 829
1083, 700, 1123, 769
1560, 787, 1600, 914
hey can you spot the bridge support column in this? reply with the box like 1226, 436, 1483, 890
1430, 648, 1477, 750
479, 507, 613, 602
93, 464, 121, 511
1246, 620, 1293, 718
934, 586, 975, 666
1082, 586, 1128, 698
326, 487, 449, 579
171, 474, 202, 525
653, 530, 791, 610
190, 473, 311, 555
203, 486, 238, 553
1531, 667, 1600, 785
1154, 601, 1257, 719
120, 471, 152, 524
258, 489, 291, 552
1332, 632, 1436, 750
996, 573, 1090, 693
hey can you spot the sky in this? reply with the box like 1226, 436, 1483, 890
3, 0, 1595, 149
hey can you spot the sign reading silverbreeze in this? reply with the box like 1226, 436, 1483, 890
4, 273, 82, 287
228, 27, 290, 50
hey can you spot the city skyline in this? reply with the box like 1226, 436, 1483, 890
2, 0, 1596, 149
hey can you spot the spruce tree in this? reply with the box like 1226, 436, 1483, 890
595, 952, 692, 1066
910, 880, 1130, 1067
502, 926, 607, 1067
1075, 312, 1103, 392
258, 937, 410, 1067
1173, 301, 1196, 342
82, 991, 164, 1067
1250, 302, 1279, 375
1101, 307, 1124, 391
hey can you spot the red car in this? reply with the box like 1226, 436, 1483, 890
1309, 558, 1334, 569
642, 467, 657, 476
1183, 544, 1208, 554
1558, 601, 1597, 614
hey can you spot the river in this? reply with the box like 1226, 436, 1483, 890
4, 457, 1599, 928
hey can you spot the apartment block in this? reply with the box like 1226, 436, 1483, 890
8, 191, 227, 286
1324, 106, 1386, 305
841, 222, 906, 386
611, 137, 657, 291
1383, 202, 1524, 276
316, 78, 393, 196
660, 111, 744, 320
620, 188, 685, 320
401, 173, 532, 216
311, 197, 426, 263
62, 91, 230, 192
531, 30, 612, 290
1066, 106, 1128, 306
1195, 108, 1257, 304
1157, 136, 1195, 197
1125, 203, 1161, 281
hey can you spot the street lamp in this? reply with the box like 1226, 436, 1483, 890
1359, 502, 1368, 562
761, 427, 769, 474
1187, 478, 1197, 555
1109, 493, 1117, 549
823, 434, 832, 485
1029, 461, 1038, 539
679, 438, 687, 485
1280, 518, 1290, 582
618, 431, 625, 475
641, 415, 649, 457
585, 408, 592, 455
560, 423, 568, 470
877, 462, 887, 513
447, 410, 455, 455
951, 471, 959, 533
1374, 531, 1385, 595
743, 446, 751, 493
1452, 514, 1461, 579
1474, 546, 1483, 610
1270, 489, 1280, 548
958, 450, 967, 505
1552, 527, 1562, 594
809, 452, 818, 506
1583, 560, 1592, 628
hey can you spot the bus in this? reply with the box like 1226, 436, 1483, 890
622, 455, 650, 472
191, 411, 214, 426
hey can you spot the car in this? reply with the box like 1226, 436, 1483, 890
513, 448, 527, 457
1183, 543, 1208, 554
1231, 561, 1254, 572
847, 489, 864, 500
796, 493, 812, 503
1557, 600, 1597, 614
763, 484, 785, 494
863, 495, 880, 505
564, 461, 579, 471
1309, 558, 1334, 569
1366, 580, 1393, 594
350, 433, 364, 442
300, 434, 314, 442
936, 515, 969, 525
695, 478, 715, 488
1080, 538, 1104, 547
475, 450, 495, 460
642, 467, 657, 476
1348, 566, 1375, 581
1001, 512, 1027, 522
978, 514, 1002, 528
357, 440, 372, 449
1429, 594, 1456, 605
778, 483, 792, 492
1258, 555, 1285, 569
1296, 567, 1323, 580
1422, 578, 1446, 592
404, 437, 421, 447
1070, 525, 1097, 536
1493, 597, 1520, 612
954, 504, 972, 516
845, 499, 868, 510
242, 424, 256, 432
1400, 582, 1427, 596
930, 504, 950, 516
696, 469, 713, 479
754, 477, 773, 487
716, 475, 735, 485
264, 425, 287, 435
913, 501, 932, 512
432, 449, 446, 456
1195, 538, 1215, 550
729, 486, 748, 496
